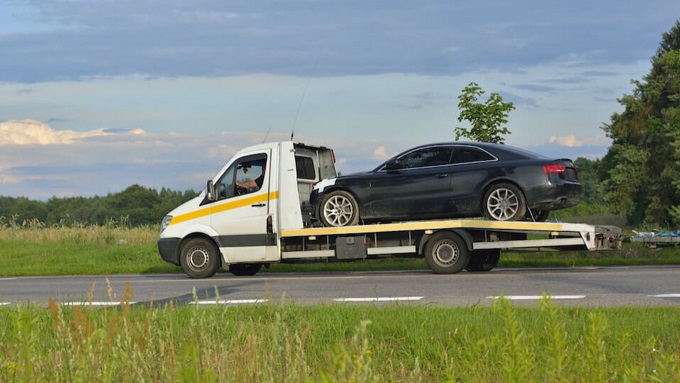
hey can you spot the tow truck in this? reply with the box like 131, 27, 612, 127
157, 141, 621, 278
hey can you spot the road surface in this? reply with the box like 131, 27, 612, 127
1, 265, 679, 307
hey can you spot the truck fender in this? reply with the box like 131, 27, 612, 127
418, 228, 474, 255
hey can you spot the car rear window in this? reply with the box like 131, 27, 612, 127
452, 147, 496, 163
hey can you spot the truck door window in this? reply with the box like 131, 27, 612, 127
216, 153, 268, 200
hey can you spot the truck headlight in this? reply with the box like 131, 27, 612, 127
160, 215, 173, 234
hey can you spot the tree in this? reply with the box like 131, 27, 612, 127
454, 82, 515, 144
599, 19, 680, 227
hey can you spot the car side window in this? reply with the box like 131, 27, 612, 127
393, 147, 453, 169
451, 147, 495, 164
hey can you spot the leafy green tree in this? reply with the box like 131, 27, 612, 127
599, 19, 680, 227
455, 82, 515, 143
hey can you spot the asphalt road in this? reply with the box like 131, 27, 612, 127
1, 265, 679, 308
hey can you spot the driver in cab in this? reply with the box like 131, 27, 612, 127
236, 162, 265, 192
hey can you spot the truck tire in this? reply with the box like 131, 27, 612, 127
424, 231, 469, 274
179, 237, 221, 278
483, 183, 526, 221
319, 190, 360, 227
229, 263, 262, 276
465, 249, 500, 272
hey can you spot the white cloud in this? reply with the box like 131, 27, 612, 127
548, 135, 611, 147
372, 146, 391, 160
0, 119, 108, 145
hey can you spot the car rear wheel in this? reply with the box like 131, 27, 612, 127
319, 190, 360, 227
483, 183, 527, 221
424, 231, 470, 274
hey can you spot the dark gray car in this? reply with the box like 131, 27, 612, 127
309, 142, 581, 227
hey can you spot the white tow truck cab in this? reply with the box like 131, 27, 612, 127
158, 141, 621, 278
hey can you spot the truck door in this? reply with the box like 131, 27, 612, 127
210, 149, 273, 263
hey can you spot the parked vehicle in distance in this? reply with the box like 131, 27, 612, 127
310, 142, 581, 227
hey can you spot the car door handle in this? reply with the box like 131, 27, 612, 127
251, 203, 266, 207
436, 174, 448, 178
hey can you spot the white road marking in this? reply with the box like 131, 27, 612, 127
650, 294, 680, 298
334, 297, 423, 302
486, 295, 586, 300
1, 302, 10, 306
62, 301, 137, 306
192, 299, 269, 305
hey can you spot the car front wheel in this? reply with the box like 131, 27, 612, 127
319, 190, 360, 227
483, 183, 527, 221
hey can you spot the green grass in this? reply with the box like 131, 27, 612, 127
0, 295, 678, 382
2, 222, 680, 276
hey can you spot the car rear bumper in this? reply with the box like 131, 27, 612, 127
527, 183, 581, 210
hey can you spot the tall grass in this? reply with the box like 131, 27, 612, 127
0, 292, 678, 382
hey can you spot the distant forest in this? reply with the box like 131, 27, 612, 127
0, 185, 198, 227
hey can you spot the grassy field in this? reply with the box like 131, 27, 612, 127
1, 294, 679, 382
1, 219, 680, 276
1, 221, 680, 381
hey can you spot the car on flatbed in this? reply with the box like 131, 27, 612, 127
310, 142, 581, 227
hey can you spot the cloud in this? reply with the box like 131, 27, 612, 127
372, 146, 391, 160
0, 119, 108, 145
548, 135, 611, 147
2, 1, 678, 82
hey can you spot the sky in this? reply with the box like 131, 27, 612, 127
1, 1, 679, 200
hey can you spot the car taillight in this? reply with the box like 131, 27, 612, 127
543, 164, 566, 174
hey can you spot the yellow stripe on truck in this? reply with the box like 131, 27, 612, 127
169, 191, 279, 226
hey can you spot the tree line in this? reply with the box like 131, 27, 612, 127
0, 185, 198, 227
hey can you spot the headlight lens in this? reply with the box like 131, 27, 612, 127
160, 215, 173, 234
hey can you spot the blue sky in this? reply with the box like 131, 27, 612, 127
1, 1, 679, 199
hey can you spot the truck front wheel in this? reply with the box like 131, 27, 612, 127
424, 232, 469, 274
180, 238, 221, 278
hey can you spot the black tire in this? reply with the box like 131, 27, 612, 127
423, 231, 470, 274
319, 190, 360, 227
229, 263, 263, 276
465, 249, 500, 272
179, 237, 221, 278
483, 183, 527, 221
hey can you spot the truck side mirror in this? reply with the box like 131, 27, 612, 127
206, 180, 216, 202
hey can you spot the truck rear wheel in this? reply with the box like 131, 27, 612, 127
229, 263, 262, 276
424, 231, 469, 274
465, 249, 500, 272
180, 237, 221, 279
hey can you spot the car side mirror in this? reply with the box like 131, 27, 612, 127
206, 180, 216, 202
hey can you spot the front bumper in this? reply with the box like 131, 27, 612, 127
157, 237, 181, 266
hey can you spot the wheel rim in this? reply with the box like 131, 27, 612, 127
323, 195, 354, 226
431, 239, 459, 267
187, 246, 210, 272
486, 187, 519, 220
